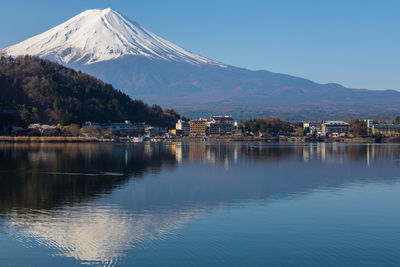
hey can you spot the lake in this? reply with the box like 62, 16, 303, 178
0, 142, 400, 266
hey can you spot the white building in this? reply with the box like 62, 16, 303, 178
176, 120, 190, 136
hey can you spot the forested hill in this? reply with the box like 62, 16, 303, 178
0, 55, 180, 127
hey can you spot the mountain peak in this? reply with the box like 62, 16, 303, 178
101, 7, 112, 12
2, 8, 224, 66
78, 8, 117, 18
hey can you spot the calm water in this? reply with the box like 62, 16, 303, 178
0, 142, 400, 266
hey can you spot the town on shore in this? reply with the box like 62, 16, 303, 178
1, 114, 400, 143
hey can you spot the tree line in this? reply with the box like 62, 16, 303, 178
239, 117, 294, 136
238, 116, 400, 137
0, 55, 180, 128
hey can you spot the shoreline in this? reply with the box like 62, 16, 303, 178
1, 135, 399, 144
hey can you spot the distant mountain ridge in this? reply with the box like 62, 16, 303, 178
3, 8, 400, 120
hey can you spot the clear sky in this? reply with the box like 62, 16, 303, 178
0, 0, 399, 90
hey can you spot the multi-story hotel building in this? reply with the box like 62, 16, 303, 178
208, 115, 234, 135
189, 119, 208, 136
367, 120, 400, 136
321, 121, 349, 136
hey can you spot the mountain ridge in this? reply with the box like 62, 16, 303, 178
2, 8, 400, 120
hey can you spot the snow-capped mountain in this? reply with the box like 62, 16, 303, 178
3, 8, 223, 66
2, 8, 400, 120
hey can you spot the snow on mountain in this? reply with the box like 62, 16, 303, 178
2, 8, 224, 66
3, 8, 400, 120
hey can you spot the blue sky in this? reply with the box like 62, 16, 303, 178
0, 0, 399, 90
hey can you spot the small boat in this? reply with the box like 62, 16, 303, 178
133, 137, 144, 143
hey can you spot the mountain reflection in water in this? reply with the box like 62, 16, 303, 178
0, 142, 399, 266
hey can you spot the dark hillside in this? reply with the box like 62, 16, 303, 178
0, 55, 179, 127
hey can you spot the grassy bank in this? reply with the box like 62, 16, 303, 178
0, 136, 98, 143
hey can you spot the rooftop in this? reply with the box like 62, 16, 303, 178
324, 121, 349, 126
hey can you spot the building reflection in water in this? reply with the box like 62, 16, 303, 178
0, 142, 399, 265
172, 142, 241, 168
170, 142, 400, 167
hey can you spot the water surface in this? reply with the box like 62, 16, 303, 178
0, 142, 399, 266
